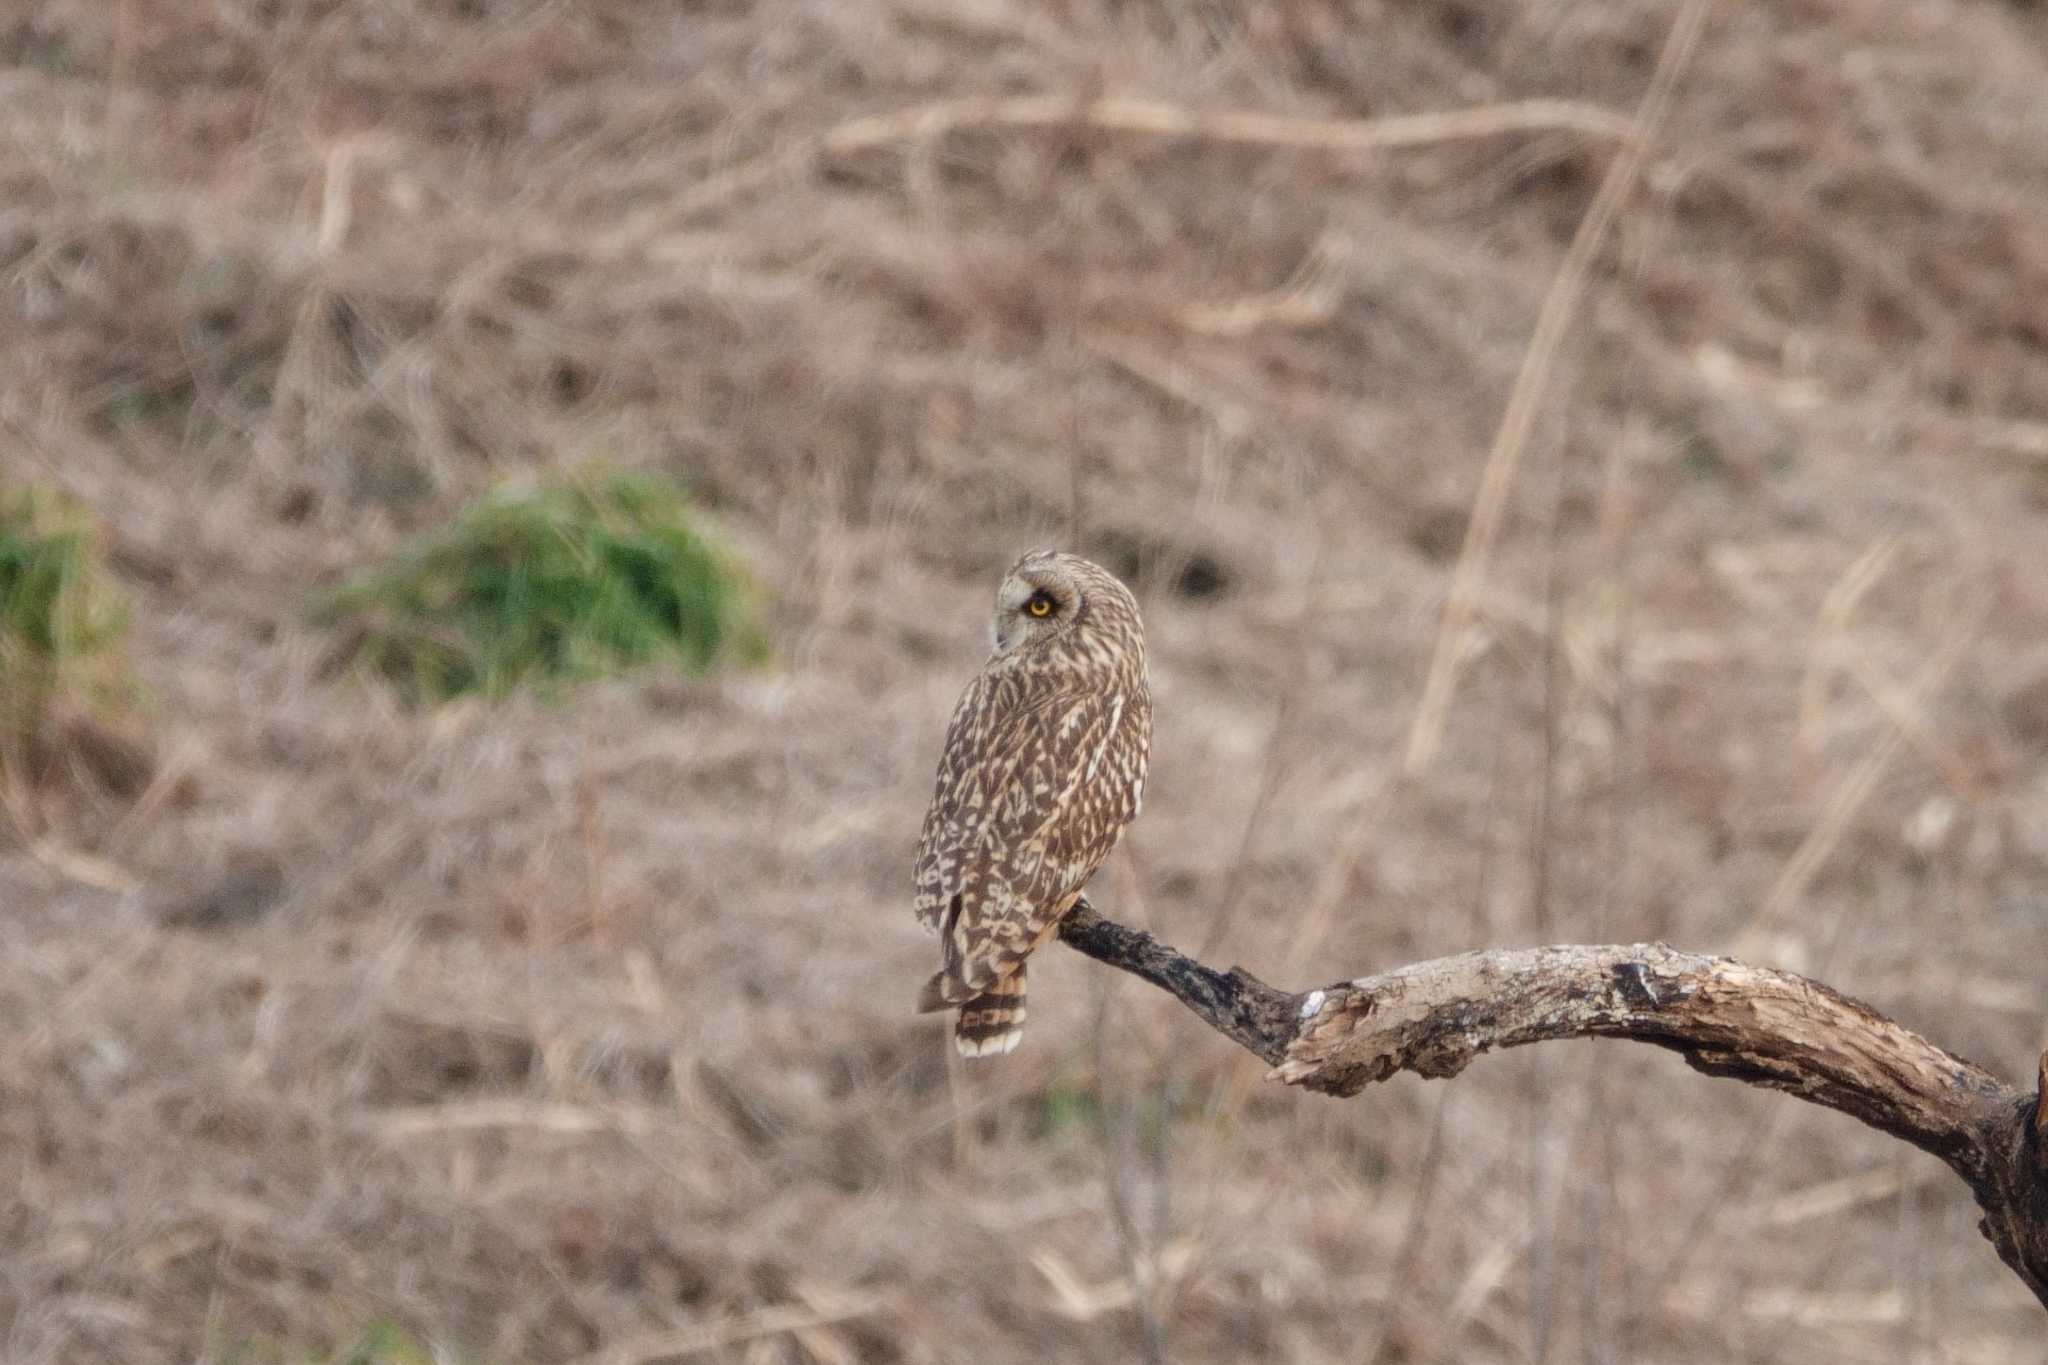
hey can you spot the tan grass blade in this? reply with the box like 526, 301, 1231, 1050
1736, 608, 1977, 954
1404, 0, 1714, 777
1742, 1163, 1938, 1229
817, 94, 1636, 158
610, 95, 1640, 252
564, 1292, 884, 1365
1031, 1240, 1196, 1322
364, 1100, 654, 1137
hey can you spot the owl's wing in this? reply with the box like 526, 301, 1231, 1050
914, 671, 1047, 932
914, 674, 1147, 994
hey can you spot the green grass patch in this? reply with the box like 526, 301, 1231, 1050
1038, 1076, 1105, 1144
0, 482, 132, 760
314, 472, 765, 704
1034, 1071, 1194, 1149
206, 1317, 447, 1365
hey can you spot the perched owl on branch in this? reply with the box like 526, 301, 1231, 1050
913, 550, 1152, 1056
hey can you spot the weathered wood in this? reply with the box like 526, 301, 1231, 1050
1058, 900, 1299, 1065
1056, 898, 2048, 1310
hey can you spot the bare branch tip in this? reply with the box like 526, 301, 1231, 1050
2035, 1047, 2048, 1145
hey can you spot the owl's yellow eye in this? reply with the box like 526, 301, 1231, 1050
1025, 593, 1055, 618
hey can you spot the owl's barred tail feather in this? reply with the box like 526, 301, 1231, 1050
953, 968, 1026, 1057
916, 963, 1028, 1057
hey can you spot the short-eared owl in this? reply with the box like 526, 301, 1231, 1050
914, 550, 1152, 1056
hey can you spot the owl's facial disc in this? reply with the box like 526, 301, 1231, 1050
992, 569, 1079, 653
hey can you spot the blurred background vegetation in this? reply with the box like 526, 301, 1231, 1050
311, 471, 762, 705
3, 2, 2047, 1362
0, 483, 130, 730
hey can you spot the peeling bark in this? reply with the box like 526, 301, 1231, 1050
1056, 898, 2048, 1310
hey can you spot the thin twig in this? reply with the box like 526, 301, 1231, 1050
818, 94, 1639, 158
601, 94, 1641, 250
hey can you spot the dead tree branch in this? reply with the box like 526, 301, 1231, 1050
1056, 897, 2048, 1309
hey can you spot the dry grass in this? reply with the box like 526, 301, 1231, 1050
4, 0, 2048, 1361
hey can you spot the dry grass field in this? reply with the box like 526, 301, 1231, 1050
4, 1, 2048, 1360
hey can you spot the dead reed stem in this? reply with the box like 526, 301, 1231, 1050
614, 94, 1640, 250
1405, 0, 1715, 776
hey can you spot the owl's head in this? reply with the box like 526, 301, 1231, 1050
989, 549, 1141, 659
